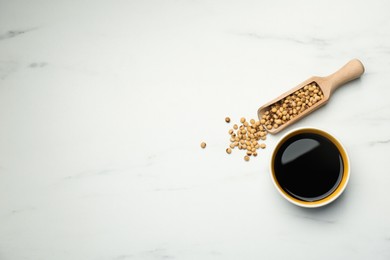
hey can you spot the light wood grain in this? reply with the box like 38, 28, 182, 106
257, 59, 365, 134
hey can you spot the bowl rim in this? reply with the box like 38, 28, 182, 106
269, 126, 350, 208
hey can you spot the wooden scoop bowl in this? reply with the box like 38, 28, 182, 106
257, 59, 365, 134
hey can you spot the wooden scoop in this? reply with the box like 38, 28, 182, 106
257, 59, 365, 134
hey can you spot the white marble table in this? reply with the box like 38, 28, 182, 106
1, 0, 390, 259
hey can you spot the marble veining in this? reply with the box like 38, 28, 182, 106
1, 0, 390, 259
370, 139, 390, 146
0, 28, 37, 41
28, 62, 48, 68
235, 32, 331, 47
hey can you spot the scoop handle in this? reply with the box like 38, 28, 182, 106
325, 59, 365, 94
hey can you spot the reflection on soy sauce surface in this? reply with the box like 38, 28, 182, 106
274, 133, 344, 202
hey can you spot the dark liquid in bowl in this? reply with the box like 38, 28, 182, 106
274, 133, 344, 202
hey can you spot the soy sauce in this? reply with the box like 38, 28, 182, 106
274, 133, 344, 202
